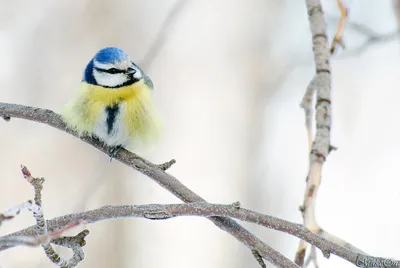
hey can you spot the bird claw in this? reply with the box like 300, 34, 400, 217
108, 145, 122, 161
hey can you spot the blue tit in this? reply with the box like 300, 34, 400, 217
61, 47, 159, 156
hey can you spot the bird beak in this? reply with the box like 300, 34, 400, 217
127, 66, 136, 74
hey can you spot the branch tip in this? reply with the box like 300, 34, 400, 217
251, 249, 266, 268
20, 165, 31, 178
329, 145, 338, 152
158, 159, 176, 171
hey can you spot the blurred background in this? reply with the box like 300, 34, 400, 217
0, 0, 399, 267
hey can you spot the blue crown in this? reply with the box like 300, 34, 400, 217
94, 47, 128, 64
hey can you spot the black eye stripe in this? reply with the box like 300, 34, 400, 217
94, 67, 125, 74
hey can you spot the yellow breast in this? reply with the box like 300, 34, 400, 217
62, 80, 159, 147
83, 81, 144, 105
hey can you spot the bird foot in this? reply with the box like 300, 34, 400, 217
108, 145, 123, 161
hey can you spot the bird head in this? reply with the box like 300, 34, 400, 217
84, 47, 143, 88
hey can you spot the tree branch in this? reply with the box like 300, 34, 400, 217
1, 202, 399, 267
0, 200, 33, 227
140, 0, 188, 70
330, 0, 348, 54
0, 102, 297, 268
21, 165, 88, 268
297, 0, 333, 266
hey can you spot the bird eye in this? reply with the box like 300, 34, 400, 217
108, 68, 119, 74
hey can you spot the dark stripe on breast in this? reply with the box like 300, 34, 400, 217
105, 105, 120, 134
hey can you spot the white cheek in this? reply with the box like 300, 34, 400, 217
93, 70, 128, 87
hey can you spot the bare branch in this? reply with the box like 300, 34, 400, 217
140, 0, 188, 70
330, 0, 348, 54
21, 165, 88, 268
252, 249, 267, 268
0, 203, 398, 267
342, 24, 399, 56
0, 102, 297, 268
0, 200, 33, 226
326, 14, 400, 57
158, 159, 177, 171
304, 246, 319, 268
0, 230, 88, 252
297, 0, 333, 265
318, 229, 365, 254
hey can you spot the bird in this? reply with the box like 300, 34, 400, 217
61, 47, 159, 157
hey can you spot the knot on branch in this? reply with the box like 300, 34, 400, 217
321, 249, 331, 259
52, 230, 90, 248
144, 211, 173, 220
232, 201, 241, 209
310, 149, 327, 162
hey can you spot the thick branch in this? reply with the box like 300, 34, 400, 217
0, 203, 398, 267
0, 102, 297, 268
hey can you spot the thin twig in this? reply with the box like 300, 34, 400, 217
0, 203, 398, 267
158, 159, 177, 171
252, 249, 267, 268
0, 200, 33, 226
330, 0, 348, 54
0, 103, 297, 268
140, 0, 188, 70
0, 230, 88, 250
21, 165, 88, 268
341, 26, 399, 57
297, 0, 333, 266
326, 14, 400, 57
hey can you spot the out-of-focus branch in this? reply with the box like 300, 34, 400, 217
330, 0, 348, 54
140, 0, 188, 70
304, 246, 319, 268
0, 200, 33, 227
21, 165, 89, 268
318, 229, 365, 254
393, 0, 400, 30
1, 202, 398, 267
296, 0, 333, 266
0, 231, 88, 250
342, 23, 399, 56
326, 14, 400, 57
0, 103, 297, 268
0, 200, 86, 252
